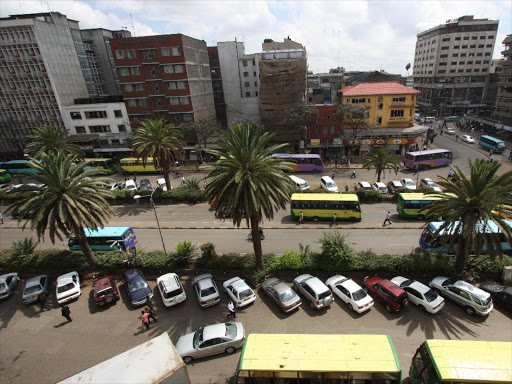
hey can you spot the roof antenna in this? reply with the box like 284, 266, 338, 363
130, 13, 136, 37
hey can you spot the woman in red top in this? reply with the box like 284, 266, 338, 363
141, 310, 150, 330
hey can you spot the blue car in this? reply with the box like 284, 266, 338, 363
124, 268, 152, 306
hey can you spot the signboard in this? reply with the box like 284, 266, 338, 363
310, 139, 320, 146
299, 140, 304, 149
376, 139, 385, 145
333, 138, 342, 145
495, 124, 503, 130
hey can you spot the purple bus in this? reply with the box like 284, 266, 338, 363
403, 149, 453, 170
272, 154, 324, 172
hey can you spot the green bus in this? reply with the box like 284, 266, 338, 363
0, 169, 11, 183
397, 193, 444, 220
410, 339, 512, 383
291, 193, 362, 222
83, 158, 117, 175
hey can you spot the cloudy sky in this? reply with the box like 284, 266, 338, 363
2, 1, 510, 75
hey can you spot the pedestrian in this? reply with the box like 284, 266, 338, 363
456, 135, 458, 142
140, 310, 150, 330
330, 213, 338, 227
61, 305, 72, 322
145, 295, 154, 313
37, 292, 48, 311
347, 158, 351, 166
181, 175, 185, 185
344, 185, 349, 192
413, 165, 418, 175
489, 153, 494, 163
331, 173, 335, 180
396, 164, 400, 173
0, 212, 3, 224
227, 300, 236, 319
299, 211, 304, 224
383, 211, 392, 226
133, 175, 137, 185
334, 159, 338, 168
124, 175, 128, 182
448, 169, 452, 179
145, 306, 157, 323
350, 169, 356, 179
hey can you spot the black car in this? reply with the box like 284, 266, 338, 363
139, 179, 152, 192
479, 283, 512, 313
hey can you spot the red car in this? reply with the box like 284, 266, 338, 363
93, 275, 120, 307
363, 276, 409, 312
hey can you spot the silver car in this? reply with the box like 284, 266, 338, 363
22, 274, 49, 304
193, 273, 220, 308
293, 274, 334, 309
261, 277, 302, 312
176, 322, 245, 364
0, 273, 20, 300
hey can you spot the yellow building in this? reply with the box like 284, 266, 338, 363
342, 82, 420, 128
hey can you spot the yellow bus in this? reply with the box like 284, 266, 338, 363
396, 193, 443, 220
120, 157, 160, 174
230, 334, 401, 383
410, 339, 512, 384
290, 193, 362, 222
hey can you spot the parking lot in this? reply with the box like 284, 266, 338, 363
1, 272, 510, 384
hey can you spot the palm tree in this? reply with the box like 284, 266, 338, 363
132, 119, 184, 190
201, 122, 295, 270
424, 159, 512, 275
362, 146, 401, 182
7, 153, 114, 267
26, 125, 84, 159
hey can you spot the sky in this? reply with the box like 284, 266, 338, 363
1, 0, 511, 75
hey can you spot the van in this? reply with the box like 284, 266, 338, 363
320, 176, 339, 193
289, 175, 310, 191
425, 117, 435, 123
444, 116, 460, 122
414, 113, 420, 121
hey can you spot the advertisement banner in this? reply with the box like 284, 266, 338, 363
310, 139, 320, 146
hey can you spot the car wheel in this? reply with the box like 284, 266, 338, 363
465, 306, 475, 315
313, 216, 319, 222
403, 299, 409, 307
225, 347, 236, 354
349, 217, 356, 222
309, 301, 315, 309
105, 294, 114, 303
418, 305, 426, 312
313, 169, 319, 173
385, 304, 393, 312
417, 214, 425, 220
183, 356, 193, 364
347, 303, 354, 311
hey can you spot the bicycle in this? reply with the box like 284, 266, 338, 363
247, 232, 265, 241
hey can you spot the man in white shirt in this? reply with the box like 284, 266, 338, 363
227, 301, 236, 319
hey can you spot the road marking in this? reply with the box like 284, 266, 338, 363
388, 243, 410, 246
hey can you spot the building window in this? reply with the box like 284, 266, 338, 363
442, 37, 450, 42
255, 92, 258, 96
115, 50, 125, 59
482, 68, 487, 72
114, 110, 122, 118
439, 62, 447, 66
475, 61, 481, 64
330, 126, 335, 134
486, 44, 493, 48
438, 70, 446, 73
127, 99, 136, 107
254, 82, 257, 86
471, 36, 477, 40
138, 99, 147, 107
480, 35, 486, 40
131, 67, 140, 75
161, 47, 170, 56
488, 35, 494, 39
89, 125, 111, 133
171, 47, 181, 56
463, 36, 469, 40
453, 46, 459, 49
455, 36, 461, 41
244, 81, 250, 87
154, 83, 160, 91
461, 53, 466, 57
378, 103, 383, 110
243, 60, 248, 66
470, 45, 476, 48
462, 45, 468, 49
351, 98, 366, 103
70, 112, 82, 120
458, 69, 463, 73
316, 125, 320, 135
118, 124, 126, 132
376, 116, 382, 125
126, 49, 136, 59
467, 61, 473, 64
484, 52, 491, 56
440, 54, 448, 58
75, 126, 86, 134
390, 109, 404, 117
123, 84, 133, 92
452, 54, 458, 57
450, 70, 456, 73
323, 126, 328, 134
245, 92, 251, 97
253, 71, 256, 76
392, 97, 406, 102
451, 61, 457, 65
252, 60, 255, 65
377, 96, 383, 102
478, 44, 484, 48
85, 111, 107, 119
170, 97, 179, 105
243, 72, 249, 77
119, 68, 129, 76
183, 114, 193, 121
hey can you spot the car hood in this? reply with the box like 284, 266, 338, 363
430, 276, 449, 288
129, 286, 151, 302
175, 332, 196, 357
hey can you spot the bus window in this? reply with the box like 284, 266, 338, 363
412, 344, 433, 380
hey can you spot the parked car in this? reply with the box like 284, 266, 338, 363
93, 275, 120, 307
420, 178, 442, 192
223, 277, 256, 308
124, 268, 152, 306
371, 182, 388, 194
22, 274, 49, 304
429, 277, 493, 316
387, 180, 403, 194
320, 176, 339, 193
479, 283, 512, 313
293, 274, 334, 310
139, 179, 152, 192
109, 181, 125, 191
363, 276, 409, 312
260, 277, 301, 313
461, 135, 475, 144
193, 273, 220, 308
356, 181, 372, 191
176, 322, 245, 364
55, 271, 81, 305
400, 178, 417, 190
445, 128, 456, 135
125, 180, 137, 191
0, 272, 19, 300
390, 276, 444, 314
157, 273, 186, 307
326, 275, 373, 313
157, 178, 169, 191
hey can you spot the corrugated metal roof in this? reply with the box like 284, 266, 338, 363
341, 82, 420, 96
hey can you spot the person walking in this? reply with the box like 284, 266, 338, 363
383, 211, 392, 226
299, 211, 304, 224
331, 173, 335, 180
347, 158, 351, 166
344, 185, 349, 192
350, 169, 356, 179
330, 213, 338, 227
227, 300, 236, 319
37, 292, 49, 311
140, 310, 150, 330
0, 211, 3, 224
334, 159, 338, 168
145, 307, 157, 323
489, 153, 495, 163
181, 175, 185, 185
448, 169, 452, 179
455, 135, 459, 142
61, 305, 72, 322
145, 295, 155, 315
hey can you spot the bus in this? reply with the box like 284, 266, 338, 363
479, 135, 506, 153
272, 154, 324, 172
83, 158, 117, 175
397, 193, 444, 220
290, 193, 361, 222
403, 149, 453, 170
419, 220, 512, 255
68, 227, 137, 252
230, 333, 401, 383
410, 339, 512, 384
120, 158, 159, 174
2, 160, 41, 175
0, 169, 11, 182
443, 116, 460, 123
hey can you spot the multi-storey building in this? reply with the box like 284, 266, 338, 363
493, 35, 512, 127
413, 15, 499, 116
110, 34, 216, 129
307, 72, 345, 104
207, 46, 226, 126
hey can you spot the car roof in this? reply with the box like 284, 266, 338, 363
379, 279, 405, 295
230, 279, 249, 291
203, 323, 227, 340
94, 276, 114, 290
321, 176, 335, 182
421, 178, 433, 182
401, 178, 414, 182
0, 273, 16, 283
157, 273, 180, 290
339, 278, 362, 292
409, 280, 430, 294
26, 274, 47, 286
272, 281, 292, 295
126, 180, 136, 186
304, 276, 328, 292
359, 181, 371, 186
389, 180, 402, 186
454, 280, 490, 299
373, 182, 386, 187
197, 276, 214, 289
57, 272, 77, 283
125, 268, 142, 281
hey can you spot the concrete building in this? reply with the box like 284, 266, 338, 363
207, 46, 227, 126
307, 72, 345, 104
413, 15, 499, 116
493, 35, 512, 128
217, 41, 261, 126
110, 34, 216, 128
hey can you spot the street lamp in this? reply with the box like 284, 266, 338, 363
133, 188, 167, 256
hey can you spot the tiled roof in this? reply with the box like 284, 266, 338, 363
341, 82, 420, 96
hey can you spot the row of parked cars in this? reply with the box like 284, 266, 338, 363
108, 178, 170, 192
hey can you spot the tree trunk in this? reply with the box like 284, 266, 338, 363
454, 235, 470, 276
250, 215, 264, 270
162, 164, 171, 192
377, 169, 382, 182
76, 227, 98, 267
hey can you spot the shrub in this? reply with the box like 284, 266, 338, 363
173, 241, 196, 266
355, 189, 383, 203
12, 237, 38, 258
269, 251, 312, 272
316, 232, 362, 271
465, 254, 512, 279
197, 242, 217, 267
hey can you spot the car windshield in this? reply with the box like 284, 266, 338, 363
239, 289, 253, 299
318, 290, 331, 300
98, 287, 114, 297
193, 328, 204, 349
299, 182, 308, 188
168, 287, 182, 297
405, 180, 414, 186
442, 279, 455, 287
400, 279, 413, 288
492, 286, 505, 292
352, 289, 367, 301
225, 323, 237, 339
424, 289, 438, 302
497, 142, 505, 148
201, 287, 217, 297
57, 283, 75, 293
280, 289, 297, 302
326, 182, 336, 188
24, 285, 41, 295
0, 283, 6, 290
129, 280, 148, 292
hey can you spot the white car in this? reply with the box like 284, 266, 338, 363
445, 128, 456, 135
371, 182, 388, 194
356, 181, 372, 191
391, 276, 445, 314
223, 277, 256, 308
320, 176, 338, 193
461, 135, 475, 144
109, 181, 125, 190
193, 273, 220, 308
125, 180, 137, 191
326, 275, 374, 313
55, 271, 81, 305
387, 180, 403, 194
157, 273, 186, 307
400, 178, 417, 190
420, 178, 442, 192
157, 178, 170, 191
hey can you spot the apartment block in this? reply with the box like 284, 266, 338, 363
207, 46, 227, 126
110, 34, 216, 128
493, 35, 512, 127
413, 15, 499, 115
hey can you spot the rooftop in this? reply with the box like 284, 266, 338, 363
341, 82, 420, 96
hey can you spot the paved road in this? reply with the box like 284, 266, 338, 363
1, 275, 510, 384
